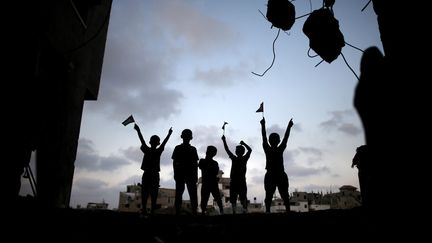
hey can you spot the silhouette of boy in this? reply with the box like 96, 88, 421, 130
134, 124, 172, 215
221, 135, 252, 214
198, 145, 224, 215
351, 144, 371, 209
354, 46, 385, 214
260, 117, 294, 213
172, 129, 199, 215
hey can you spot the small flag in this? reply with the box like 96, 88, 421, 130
222, 122, 228, 130
256, 102, 264, 113
122, 115, 135, 126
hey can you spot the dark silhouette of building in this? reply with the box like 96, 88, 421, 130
7, 0, 113, 208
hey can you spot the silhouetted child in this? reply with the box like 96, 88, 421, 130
353, 46, 385, 214
352, 144, 371, 209
172, 129, 199, 215
221, 135, 252, 214
260, 117, 294, 213
354, 46, 385, 147
199, 145, 224, 215
134, 124, 172, 215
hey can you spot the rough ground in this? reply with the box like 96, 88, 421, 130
6, 196, 395, 242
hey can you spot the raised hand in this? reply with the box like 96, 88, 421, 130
288, 118, 294, 128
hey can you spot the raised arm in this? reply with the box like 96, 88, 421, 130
160, 127, 173, 149
240, 140, 252, 156
134, 124, 146, 146
221, 135, 234, 158
281, 118, 294, 147
352, 153, 359, 168
260, 118, 268, 145
352, 145, 366, 168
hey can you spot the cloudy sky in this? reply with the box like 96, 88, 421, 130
22, 0, 382, 209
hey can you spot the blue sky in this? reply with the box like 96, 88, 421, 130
21, 0, 383, 209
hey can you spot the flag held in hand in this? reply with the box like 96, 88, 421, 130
222, 122, 228, 130
122, 115, 135, 126
256, 102, 264, 113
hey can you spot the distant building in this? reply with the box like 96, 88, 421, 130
290, 191, 310, 212
246, 197, 263, 213
268, 186, 362, 213
118, 184, 141, 212
322, 185, 362, 209
117, 183, 359, 214
270, 198, 288, 213
86, 201, 108, 210
117, 184, 175, 213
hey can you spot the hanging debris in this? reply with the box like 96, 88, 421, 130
266, 0, 296, 31
252, 0, 296, 77
302, 7, 345, 63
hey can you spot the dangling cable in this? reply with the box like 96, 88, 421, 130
345, 42, 364, 53
340, 52, 359, 80
258, 9, 267, 20
361, 0, 372, 12
314, 59, 325, 67
252, 28, 281, 77
307, 48, 319, 58
295, 12, 312, 20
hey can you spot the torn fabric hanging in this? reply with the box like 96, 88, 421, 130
302, 7, 345, 63
266, 0, 296, 31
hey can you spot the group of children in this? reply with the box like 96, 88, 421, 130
134, 117, 294, 215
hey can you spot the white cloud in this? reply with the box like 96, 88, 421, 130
153, 0, 239, 55
320, 109, 362, 136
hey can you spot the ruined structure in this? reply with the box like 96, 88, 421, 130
7, 0, 113, 208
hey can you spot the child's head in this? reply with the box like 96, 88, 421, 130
235, 145, 245, 156
269, 133, 280, 147
206, 145, 217, 158
181, 129, 193, 141
149, 135, 160, 147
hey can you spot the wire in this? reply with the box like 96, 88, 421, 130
63, 2, 113, 55
345, 42, 364, 53
307, 48, 319, 58
314, 59, 324, 67
252, 29, 281, 77
361, 0, 372, 12
69, 0, 88, 30
295, 12, 312, 20
258, 9, 267, 20
340, 52, 359, 80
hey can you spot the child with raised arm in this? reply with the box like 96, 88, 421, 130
260, 117, 294, 213
221, 135, 252, 214
134, 124, 172, 215
198, 145, 224, 215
